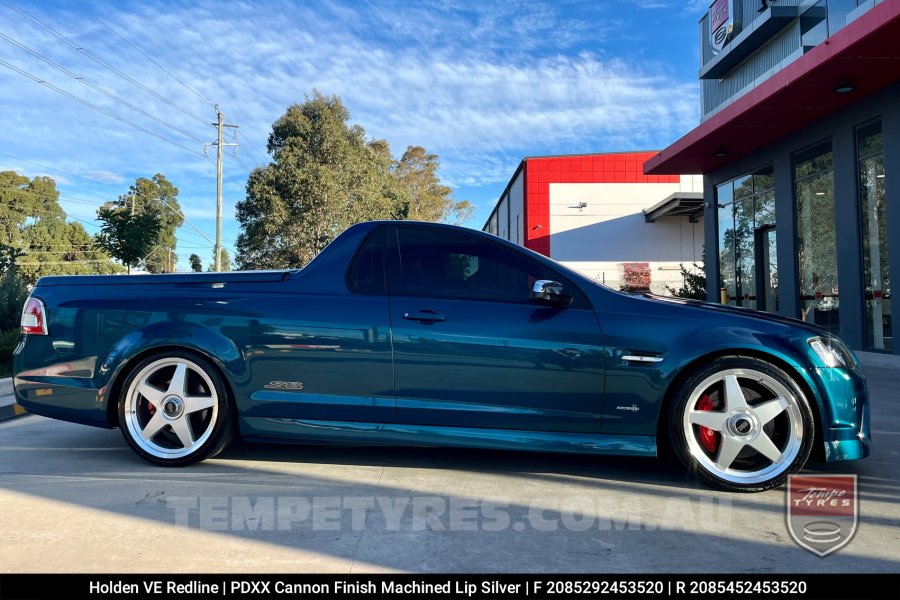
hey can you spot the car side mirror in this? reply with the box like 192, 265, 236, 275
530, 280, 573, 307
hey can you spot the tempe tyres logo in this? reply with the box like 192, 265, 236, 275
786, 474, 858, 557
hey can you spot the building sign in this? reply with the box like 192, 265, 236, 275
709, 0, 737, 54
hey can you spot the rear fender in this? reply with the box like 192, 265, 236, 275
101, 321, 246, 425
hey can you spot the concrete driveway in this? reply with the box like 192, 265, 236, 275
1, 358, 897, 573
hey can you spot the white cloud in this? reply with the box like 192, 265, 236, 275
627, 0, 711, 14
0, 0, 701, 267
83, 170, 124, 184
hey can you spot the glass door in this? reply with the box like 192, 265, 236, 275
717, 167, 775, 310
858, 122, 890, 351
795, 144, 838, 335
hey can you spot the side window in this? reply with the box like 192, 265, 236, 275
349, 227, 386, 294
396, 227, 585, 306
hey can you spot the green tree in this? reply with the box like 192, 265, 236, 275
95, 205, 160, 273
0, 171, 33, 271
97, 174, 184, 273
0, 171, 120, 283
189, 253, 203, 272
666, 259, 707, 301
0, 267, 28, 332
209, 248, 231, 272
0, 268, 27, 376
394, 145, 473, 224
235, 91, 406, 269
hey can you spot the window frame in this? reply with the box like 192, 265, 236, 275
854, 118, 889, 351
386, 224, 590, 309
345, 225, 388, 295
715, 164, 775, 307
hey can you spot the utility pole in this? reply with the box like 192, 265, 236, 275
206, 106, 238, 272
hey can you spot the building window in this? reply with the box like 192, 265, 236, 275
795, 142, 837, 334
827, 0, 864, 35
857, 121, 890, 351
716, 167, 775, 309
800, 0, 828, 48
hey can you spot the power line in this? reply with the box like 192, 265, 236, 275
21, 244, 97, 248
3, 185, 220, 248
227, 150, 252, 172
17, 204, 102, 229
90, 16, 266, 176
16, 260, 113, 265
65, 214, 99, 228
1, 152, 244, 221
2, 0, 210, 126
235, 130, 266, 166
0, 29, 208, 144
0, 185, 111, 207
0, 151, 123, 190
0, 58, 211, 161
20, 249, 105, 254
0, 3, 252, 254
94, 17, 217, 112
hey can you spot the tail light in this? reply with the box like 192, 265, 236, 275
21, 297, 48, 335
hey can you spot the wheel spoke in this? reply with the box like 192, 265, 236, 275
715, 436, 745, 470
722, 374, 748, 411
749, 433, 783, 463
753, 396, 789, 425
689, 410, 727, 431
682, 366, 806, 486
126, 357, 221, 459
183, 395, 216, 414
171, 417, 195, 449
141, 412, 167, 441
136, 381, 164, 407
167, 363, 188, 396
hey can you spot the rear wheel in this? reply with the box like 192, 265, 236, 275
118, 351, 233, 466
669, 356, 814, 492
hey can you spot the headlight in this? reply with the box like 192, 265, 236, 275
808, 337, 856, 369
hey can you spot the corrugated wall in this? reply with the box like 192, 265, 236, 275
701, 19, 802, 118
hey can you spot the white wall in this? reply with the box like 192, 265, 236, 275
549, 175, 704, 294
509, 170, 524, 245
497, 195, 508, 241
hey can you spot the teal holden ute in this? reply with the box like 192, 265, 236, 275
13, 221, 870, 492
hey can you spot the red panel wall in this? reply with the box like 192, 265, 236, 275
523, 152, 681, 257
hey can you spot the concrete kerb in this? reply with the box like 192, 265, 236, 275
0, 377, 25, 421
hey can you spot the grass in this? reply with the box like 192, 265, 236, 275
0, 329, 17, 378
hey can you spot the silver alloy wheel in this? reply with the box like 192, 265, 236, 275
123, 357, 219, 459
681, 368, 803, 485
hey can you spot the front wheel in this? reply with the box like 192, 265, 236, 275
669, 356, 814, 492
118, 351, 234, 466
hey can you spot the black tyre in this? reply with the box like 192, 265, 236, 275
117, 350, 234, 467
668, 356, 814, 492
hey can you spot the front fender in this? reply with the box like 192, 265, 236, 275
663, 331, 867, 459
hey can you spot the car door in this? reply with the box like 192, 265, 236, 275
388, 225, 606, 433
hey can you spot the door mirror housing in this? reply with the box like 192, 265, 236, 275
530, 280, 573, 307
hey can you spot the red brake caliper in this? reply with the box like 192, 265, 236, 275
696, 394, 719, 453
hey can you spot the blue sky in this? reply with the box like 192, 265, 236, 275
0, 0, 708, 270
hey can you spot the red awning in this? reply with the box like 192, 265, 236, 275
645, 1, 900, 175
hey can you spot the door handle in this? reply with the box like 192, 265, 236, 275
403, 310, 446, 323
